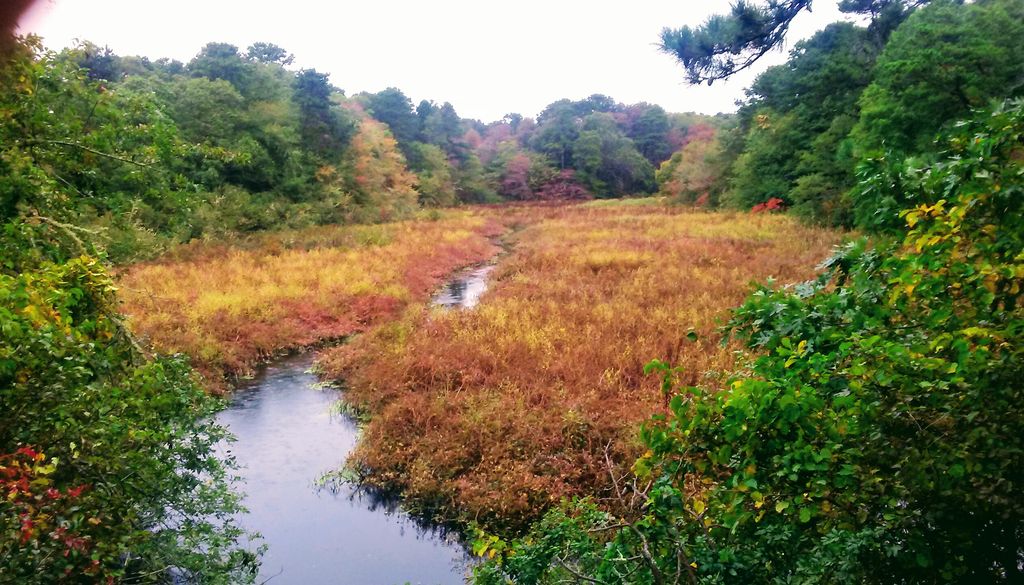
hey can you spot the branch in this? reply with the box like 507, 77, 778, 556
31, 213, 97, 254
33, 139, 152, 167
603, 444, 666, 585
660, 0, 813, 85
556, 556, 607, 585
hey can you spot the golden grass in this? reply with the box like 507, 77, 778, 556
118, 211, 504, 388
318, 204, 846, 530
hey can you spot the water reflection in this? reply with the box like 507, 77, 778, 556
432, 265, 494, 309
217, 354, 470, 585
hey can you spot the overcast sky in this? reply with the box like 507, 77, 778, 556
19, 0, 852, 122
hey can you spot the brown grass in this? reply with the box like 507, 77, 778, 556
317, 203, 845, 530
118, 211, 505, 389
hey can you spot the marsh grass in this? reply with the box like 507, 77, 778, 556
318, 205, 845, 530
119, 212, 505, 389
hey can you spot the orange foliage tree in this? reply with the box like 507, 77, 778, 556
656, 132, 724, 205
343, 117, 419, 222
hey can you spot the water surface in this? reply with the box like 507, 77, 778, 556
432, 264, 494, 309
217, 262, 496, 583
218, 355, 470, 585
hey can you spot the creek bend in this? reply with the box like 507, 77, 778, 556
216, 263, 496, 584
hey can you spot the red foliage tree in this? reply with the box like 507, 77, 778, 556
751, 197, 787, 213
534, 169, 592, 201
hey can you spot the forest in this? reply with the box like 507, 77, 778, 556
1, 0, 1022, 583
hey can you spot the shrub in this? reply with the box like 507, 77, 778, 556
1, 254, 258, 583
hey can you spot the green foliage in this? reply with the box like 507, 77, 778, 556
1, 36, 430, 264
686, 0, 1022, 226
292, 68, 355, 158
409, 142, 457, 207
365, 87, 419, 152
475, 100, 1024, 584
573, 113, 655, 197
723, 22, 880, 215
0, 255, 258, 583
853, 0, 1024, 155
453, 151, 500, 204
631, 105, 672, 164
726, 109, 803, 209
1, 37, 186, 263
790, 115, 858, 225
660, 0, 917, 85
656, 135, 726, 205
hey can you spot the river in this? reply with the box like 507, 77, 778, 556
215, 262, 494, 584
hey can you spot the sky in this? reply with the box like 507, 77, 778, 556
19, 0, 853, 122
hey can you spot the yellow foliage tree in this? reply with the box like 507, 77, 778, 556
656, 135, 724, 205
344, 117, 419, 221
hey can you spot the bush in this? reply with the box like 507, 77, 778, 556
0, 254, 258, 583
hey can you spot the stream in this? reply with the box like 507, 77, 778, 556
215, 263, 494, 584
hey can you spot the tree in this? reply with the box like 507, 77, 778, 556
790, 114, 858, 224
410, 142, 457, 207
724, 109, 802, 208
502, 112, 524, 134
660, 0, 922, 84
164, 77, 247, 143
188, 43, 254, 94
656, 132, 725, 205
419, 101, 466, 158
852, 0, 1024, 155
722, 22, 880, 216
246, 42, 294, 65
572, 113, 655, 197
630, 104, 673, 164
73, 41, 121, 82
342, 117, 419, 221
533, 99, 581, 169
0, 37, 257, 583
453, 151, 498, 203
365, 87, 419, 151
486, 142, 556, 201
292, 68, 354, 158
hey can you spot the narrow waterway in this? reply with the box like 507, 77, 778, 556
432, 264, 494, 309
216, 263, 494, 584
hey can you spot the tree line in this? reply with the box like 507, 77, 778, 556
3, 36, 722, 265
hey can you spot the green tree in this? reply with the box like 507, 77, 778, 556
725, 22, 880, 216
365, 87, 419, 152
245, 41, 294, 65
533, 99, 581, 169
725, 109, 802, 208
572, 113, 655, 197
660, 0, 920, 84
0, 37, 257, 583
656, 134, 726, 205
292, 68, 354, 159
342, 117, 419, 221
410, 142, 457, 207
188, 43, 254, 95
853, 0, 1024, 155
630, 104, 673, 164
